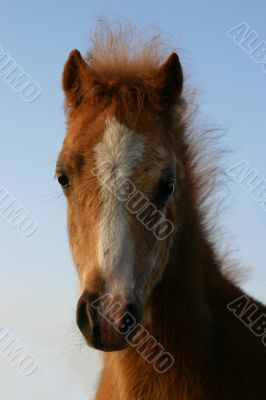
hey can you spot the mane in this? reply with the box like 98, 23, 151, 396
87, 21, 166, 74
84, 21, 180, 115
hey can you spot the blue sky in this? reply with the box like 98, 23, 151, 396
1, 1, 266, 399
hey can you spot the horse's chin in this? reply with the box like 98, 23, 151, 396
83, 333, 130, 352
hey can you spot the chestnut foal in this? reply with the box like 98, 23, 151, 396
56, 24, 266, 400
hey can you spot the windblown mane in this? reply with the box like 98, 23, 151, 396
82, 21, 184, 114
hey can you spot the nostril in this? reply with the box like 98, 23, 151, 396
76, 299, 90, 331
127, 302, 141, 322
118, 302, 141, 336
76, 291, 101, 341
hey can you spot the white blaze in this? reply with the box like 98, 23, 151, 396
95, 117, 144, 295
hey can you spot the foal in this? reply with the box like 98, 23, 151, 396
56, 24, 266, 399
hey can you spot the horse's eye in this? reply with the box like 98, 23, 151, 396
160, 182, 175, 199
58, 174, 69, 188
152, 171, 176, 207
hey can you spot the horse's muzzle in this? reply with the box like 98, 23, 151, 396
76, 290, 142, 351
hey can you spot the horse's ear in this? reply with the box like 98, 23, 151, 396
62, 49, 91, 107
158, 52, 183, 105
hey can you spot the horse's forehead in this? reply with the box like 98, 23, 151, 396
95, 116, 145, 180
63, 114, 169, 177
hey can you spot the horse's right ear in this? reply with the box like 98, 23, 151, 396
62, 49, 91, 107
158, 52, 183, 106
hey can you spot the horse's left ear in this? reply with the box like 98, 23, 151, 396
158, 52, 183, 104
62, 49, 91, 107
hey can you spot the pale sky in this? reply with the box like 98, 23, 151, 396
1, 1, 266, 399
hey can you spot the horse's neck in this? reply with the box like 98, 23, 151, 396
146, 216, 213, 358
139, 208, 215, 398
